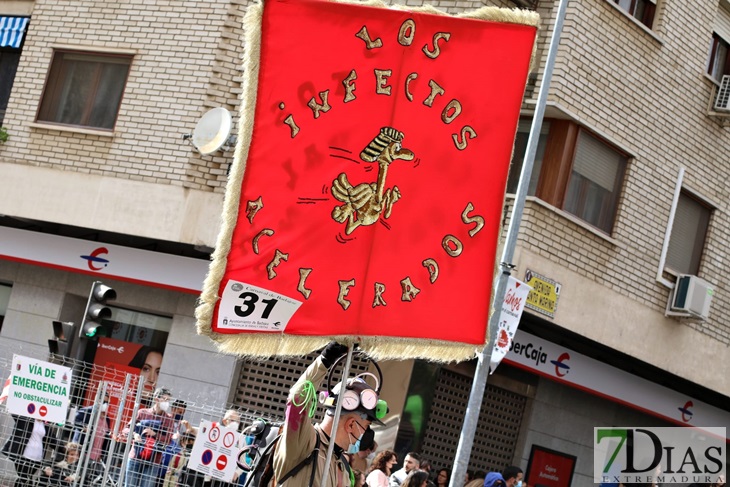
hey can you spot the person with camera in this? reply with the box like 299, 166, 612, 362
124, 387, 175, 487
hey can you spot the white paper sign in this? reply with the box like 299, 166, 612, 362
218, 280, 302, 332
188, 420, 241, 482
489, 277, 531, 374
7, 355, 72, 423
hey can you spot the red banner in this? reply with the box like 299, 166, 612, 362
196, 0, 539, 360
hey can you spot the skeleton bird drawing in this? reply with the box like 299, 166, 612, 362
331, 127, 414, 235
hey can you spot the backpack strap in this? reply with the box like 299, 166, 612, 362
277, 432, 321, 487
339, 450, 352, 487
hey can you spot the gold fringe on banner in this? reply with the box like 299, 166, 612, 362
195, 0, 539, 362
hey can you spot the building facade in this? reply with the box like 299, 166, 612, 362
0, 0, 728, 486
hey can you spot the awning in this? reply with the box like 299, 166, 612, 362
0, 17, 30, 49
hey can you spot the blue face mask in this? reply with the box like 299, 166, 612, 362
347, 438, 360, 455
516, 481, 522, 487
174, 414, 184, 421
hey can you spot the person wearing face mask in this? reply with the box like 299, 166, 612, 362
125, 387, 175, 487
345, 428, 376, 472
501, 467, 522, 487
163, 432, 196, 487
220, 409, 242, 432
73, 397, 112, 459
483, 467, 522, 487
273, 342, 388, 487
159, 400, 190, 484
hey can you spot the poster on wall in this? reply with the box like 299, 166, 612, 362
195, 0, 540, 361
525, 445, 577, 487
82, 337, 166, 424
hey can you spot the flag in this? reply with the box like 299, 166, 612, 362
196, 0, 539, 361
489, 277, 531, 373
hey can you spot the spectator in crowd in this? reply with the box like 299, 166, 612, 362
465, 471, 486, 487
124, 387, 175, 487
389, 452, 422, 487
402, 470, 430, 487
483, 471, 505, 487
160, 400, 191, 479
435, 469, 450, 487
484, 466, 522, 487
220, 408, 241, 431
39, 442, 80, 487
2, 415, 58, 487
500, 467, 523, 487
162, 432, 195, 487
418, 462, 433, 487
353, 469, 366, 487
73, 398, 111, 464
366, 450, 398, 487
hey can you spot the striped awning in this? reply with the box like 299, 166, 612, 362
0, 17, 30, 49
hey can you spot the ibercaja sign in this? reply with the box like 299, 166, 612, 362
594, 427, 726, 484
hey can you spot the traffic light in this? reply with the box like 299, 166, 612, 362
48, 320, 75, 357
80, 281, 116, 338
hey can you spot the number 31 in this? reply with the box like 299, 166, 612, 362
234, 291, 278, 319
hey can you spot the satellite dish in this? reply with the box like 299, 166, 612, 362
191, 107, 233, 155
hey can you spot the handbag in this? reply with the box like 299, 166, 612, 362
136, 436, 156, 460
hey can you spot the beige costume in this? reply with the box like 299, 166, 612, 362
272, 356, 351, 487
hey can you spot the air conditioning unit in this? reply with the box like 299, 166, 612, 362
713, 75, 730, 112
668, 274, 714, 320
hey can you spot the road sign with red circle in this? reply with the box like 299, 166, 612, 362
216, 455, 228, 471
39, 405, 48, 417
223, 431, 235, 448
208, 426, 221, 442
26, 403, 35, 414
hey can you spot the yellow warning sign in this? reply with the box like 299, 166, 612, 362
524, 270, 561, 318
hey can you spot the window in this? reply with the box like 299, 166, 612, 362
614, 0, 656, 28
0, 283, 11, 332
708, 33, 730, 82
0, 16, 29, 125
0, 49, 21, 124
506, 119, 549, 195
105, 306, 171, 347
665, 192, 711, 275
37, 50, 132, 130
613, 0, 656, 29
508, 119, 628, 234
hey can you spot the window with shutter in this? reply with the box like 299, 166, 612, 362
506, 118, 628, 235
563, 130, 627, 233
666, 192, 711, 275
37, 50, 132, 130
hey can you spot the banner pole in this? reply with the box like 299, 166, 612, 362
448, 1, 569, 485
320, 343, 355, 487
